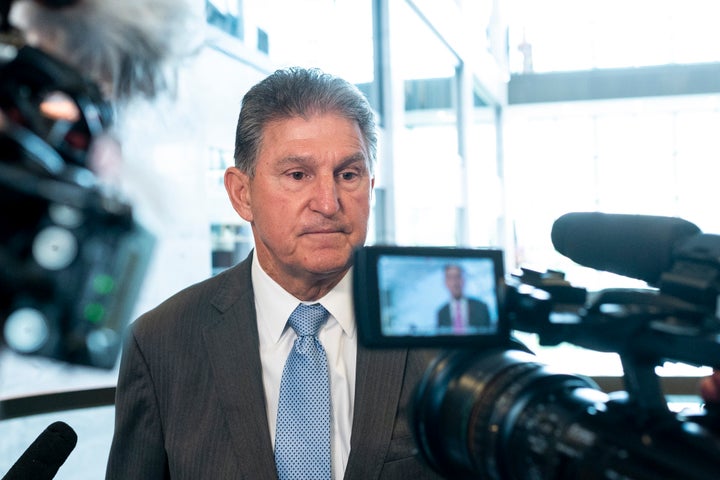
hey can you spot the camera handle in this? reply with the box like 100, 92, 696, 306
619, 353, 671, 418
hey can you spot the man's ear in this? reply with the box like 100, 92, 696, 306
224, 167, 253, 222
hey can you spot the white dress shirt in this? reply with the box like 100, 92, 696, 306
252, 253, 357, 480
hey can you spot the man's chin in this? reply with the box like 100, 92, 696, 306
303, 256, 352, 278
299, 245, 354, 276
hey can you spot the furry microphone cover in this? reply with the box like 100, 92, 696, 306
8, 0, 197, 102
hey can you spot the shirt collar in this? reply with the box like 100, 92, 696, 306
251, 252, 356, 343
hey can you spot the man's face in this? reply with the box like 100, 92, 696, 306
445, 266, 465, 300
225, 112, 374, 296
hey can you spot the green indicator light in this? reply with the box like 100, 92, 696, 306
84, 303, 106, 324
93, 274, 115, 295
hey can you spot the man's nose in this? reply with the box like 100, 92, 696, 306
309, 174, 340, 215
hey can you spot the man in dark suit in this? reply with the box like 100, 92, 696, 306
436, 264, 491, 333
106, 67, 442, 479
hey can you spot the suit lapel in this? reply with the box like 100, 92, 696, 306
344, 345, 408, 480
202, 258, 278, 479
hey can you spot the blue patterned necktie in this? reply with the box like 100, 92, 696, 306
274, 303, 332, 480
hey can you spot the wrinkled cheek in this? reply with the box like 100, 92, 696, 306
254, 218, 296, 256
357, 202, 373, 243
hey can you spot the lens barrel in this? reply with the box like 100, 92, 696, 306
410, 348, 603, 479
411, 347, 720, 480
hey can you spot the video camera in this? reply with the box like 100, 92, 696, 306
353, 212, 720, 479
0, 35, 153, 369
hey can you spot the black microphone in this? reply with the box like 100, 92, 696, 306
551, 212, 701, 285
2, 421, 77, 480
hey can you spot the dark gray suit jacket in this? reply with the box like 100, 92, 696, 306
436, 298, 491, 330
106, 253, 443, 479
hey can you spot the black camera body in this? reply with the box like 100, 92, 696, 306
0, 45, 154, 368
353, 245, 720, 479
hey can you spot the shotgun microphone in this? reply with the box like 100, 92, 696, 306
551, 211, 701, 285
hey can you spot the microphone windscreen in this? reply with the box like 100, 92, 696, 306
10, 0, 196, 102
551, 212, 701, 285
3, 421, 77, 480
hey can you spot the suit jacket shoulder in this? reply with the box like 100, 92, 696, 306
467, 297, 491, 327
108, 254, 278, 479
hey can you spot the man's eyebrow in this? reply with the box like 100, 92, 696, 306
275, 152, 369, 169
276, 155, 313, 167
337, 152, 369, 169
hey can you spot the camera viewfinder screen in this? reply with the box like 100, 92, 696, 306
376, 254, 500, 338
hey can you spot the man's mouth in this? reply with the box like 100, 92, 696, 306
302, 224, 349, 235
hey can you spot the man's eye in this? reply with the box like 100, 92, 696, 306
340, 171, 358, 181
290, 171, 305, 180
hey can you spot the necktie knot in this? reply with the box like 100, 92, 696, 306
288, 303, 329, 337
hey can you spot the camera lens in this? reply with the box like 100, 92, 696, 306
410, 347, 604, 479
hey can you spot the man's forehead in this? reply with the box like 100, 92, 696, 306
258, 115, 370, 163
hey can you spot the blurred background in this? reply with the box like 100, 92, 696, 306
2, 0, 719, 476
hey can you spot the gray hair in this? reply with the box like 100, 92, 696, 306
234, 67, 377, 177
